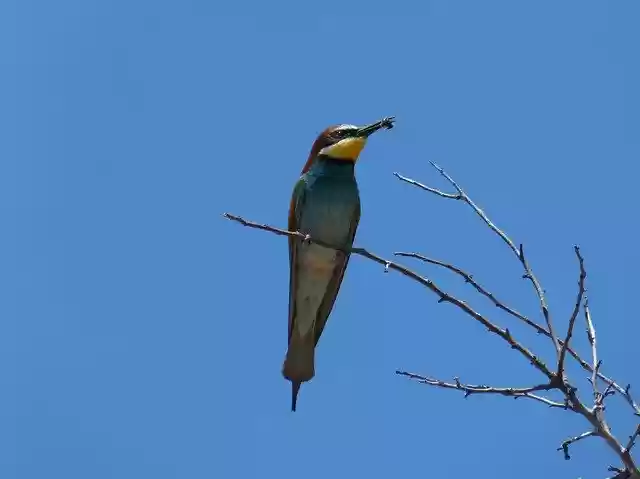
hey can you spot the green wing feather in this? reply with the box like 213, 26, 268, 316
287, 177, 307, 343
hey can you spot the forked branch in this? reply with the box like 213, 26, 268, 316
558, 431, 598, 460
396, 162, 562, 358
396, 370, 564, 408
393, 250, 637, 415
557, 245, 587, 377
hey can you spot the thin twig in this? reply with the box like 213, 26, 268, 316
393, 173, 460, 199
584, 299, 600, 406
523, 393, 572, 409
581, 364, 639, 417
223, 212, 555, 379
395, 162, 561, 358
626, 424, 640, 453
396, 370, 565, 408
557, 430, 598, 460
395, 164, 519, 256
395, 251, 547, 333
557, 245, 587, 377
519, 243, 562, 359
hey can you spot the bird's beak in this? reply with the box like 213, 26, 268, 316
355, 116, 396, 138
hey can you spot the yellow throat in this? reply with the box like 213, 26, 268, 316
319, 137, 367, 161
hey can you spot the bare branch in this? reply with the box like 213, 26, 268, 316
626, 424, 640, 453
396, 162, 519, 257
578, 362, 639, 417
395, 251, 548, 334
393, 172, 460, 199
396, 370, 564, 407
395, 363, 632, 472
392, 250, 631, 401
605, 466, 638, 479
395, 256, 636, 415
532, 333, 639, 418
584, 299, 601, 406
557, 430, 598, 460
518, 243, 562, 358
523, 393, 571, 409
573, 395, 636, 474
557, 245, 587, 377
395, 162, 562, 358
224, 212, 555, 379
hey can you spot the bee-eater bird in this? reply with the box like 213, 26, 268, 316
283, 116, 395, 411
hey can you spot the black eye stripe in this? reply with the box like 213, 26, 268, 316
333, 129, 355, 139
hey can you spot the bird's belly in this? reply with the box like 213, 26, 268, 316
300, 246, 337, 275
293, 178, 359, 337
294, 244, 341, 337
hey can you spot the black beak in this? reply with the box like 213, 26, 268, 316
355, 116, 396, 138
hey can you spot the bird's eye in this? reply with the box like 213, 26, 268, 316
333, 129, 351, 139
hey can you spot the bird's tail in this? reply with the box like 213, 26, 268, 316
291, 381, 301, 412
282, 332, 315, 412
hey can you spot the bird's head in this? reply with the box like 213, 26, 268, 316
301, 117, 395, 174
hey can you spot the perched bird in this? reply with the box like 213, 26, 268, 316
283, 117, 395, 411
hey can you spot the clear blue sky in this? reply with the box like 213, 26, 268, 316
2, 1, 639, 478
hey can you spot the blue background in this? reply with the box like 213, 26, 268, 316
2, 1, 639, 478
